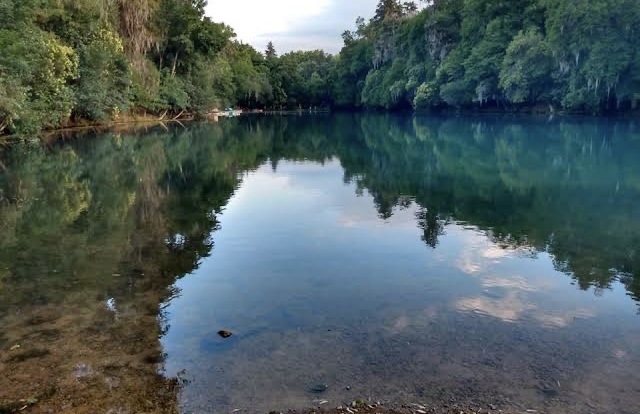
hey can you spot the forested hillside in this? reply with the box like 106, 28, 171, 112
1, 0, 639, 137
334, 0, 640, 112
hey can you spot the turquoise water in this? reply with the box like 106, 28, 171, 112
1, 114, 639, 413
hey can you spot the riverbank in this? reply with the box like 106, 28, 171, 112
3, 107, 639, 142
0, 109, 240, 141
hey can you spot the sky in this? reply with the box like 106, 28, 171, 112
205, 0, 378, 54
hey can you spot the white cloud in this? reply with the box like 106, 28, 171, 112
206, 0, 331, 48
205, 0, 378, 53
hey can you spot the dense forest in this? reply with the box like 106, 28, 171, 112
0, 0, 336, 137
1, 0, 639, 136
334, 0, 640, 112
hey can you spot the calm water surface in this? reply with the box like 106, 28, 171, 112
0, 114, 639, 414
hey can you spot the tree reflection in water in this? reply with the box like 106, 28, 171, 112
0, 114, 638, 412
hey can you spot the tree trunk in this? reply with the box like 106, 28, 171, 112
171, 52, 179, 77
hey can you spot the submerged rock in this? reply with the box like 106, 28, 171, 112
309, 383, 328, 393
351, 400, 366, 408
73, 363, 93, 380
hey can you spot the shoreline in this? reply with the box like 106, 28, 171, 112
0, 110, 230, 142
2, 107, 638, 142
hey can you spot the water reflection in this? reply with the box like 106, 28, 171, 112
0, 127, 244, 413
0, 114, 639, 413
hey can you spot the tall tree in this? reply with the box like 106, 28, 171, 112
265, 41, 277, 59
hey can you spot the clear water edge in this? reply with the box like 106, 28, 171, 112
0, 113, 638, 414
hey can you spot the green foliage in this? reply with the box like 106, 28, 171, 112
332, 0, 640, 113
439, 79, 473, 107
228, 43, 272, 108
210, 54, 237, 107
542, 0, 640, 111
3, 0, 639, 137
499, 29, 553, 104
160, 70, 190, 111
0, 24, 78, 136
130, 59, 164, 112
278, 50, 334, 108
362, 57, 413, 108
331, 39, 373, 108
74, 27, 131, 121
413, 81, 439, 109
185, 56, 220, 113
0, 0, 286, 137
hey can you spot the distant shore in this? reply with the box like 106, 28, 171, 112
3, 106, 638, 142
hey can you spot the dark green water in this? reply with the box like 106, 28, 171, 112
0, 114, 639, 414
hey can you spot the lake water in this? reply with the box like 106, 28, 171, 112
0, 114, 639, 414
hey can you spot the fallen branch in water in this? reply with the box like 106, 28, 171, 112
171, 110, 186, 120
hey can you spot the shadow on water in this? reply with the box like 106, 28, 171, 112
0, 114, 639, 413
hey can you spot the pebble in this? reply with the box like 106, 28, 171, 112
217, 330, 233, 338
73, 363, 94, 380
105, 376, 121, 390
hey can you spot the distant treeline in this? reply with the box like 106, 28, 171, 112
1, 0, 639, 136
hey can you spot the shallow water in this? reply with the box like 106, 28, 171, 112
1, 114, 639, 414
